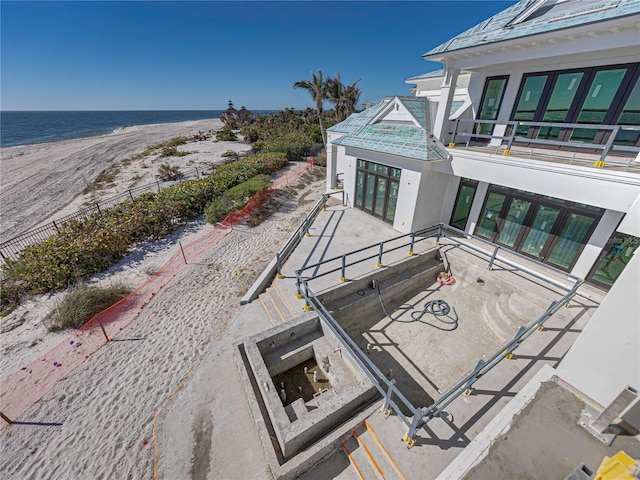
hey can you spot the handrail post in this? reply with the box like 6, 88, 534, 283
377, 243, 384, 268
382, 380, 396, 415
408, 232, 416, 256
450, 119, 459, 146
488, 245, 500, 270
340, 255, 347, 282
436, 224, 442, 245
276, 252, 283, 279
404, 414, 422, 448
506, 121, 517, 151
599, 125, 620, 161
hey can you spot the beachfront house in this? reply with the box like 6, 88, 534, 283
326, 0, 640, 462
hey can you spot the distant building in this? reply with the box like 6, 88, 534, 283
221, 100, 254, 129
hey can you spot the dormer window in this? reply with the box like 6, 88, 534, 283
506, 0, 615, 27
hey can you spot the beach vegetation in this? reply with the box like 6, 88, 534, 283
157, 163, 183, 181
1, 152, 288, 305
216, 128, 237, 141
221, 150, 239, 158
159, 146, 189, 158
46, 283, 131, 331
204, 174, 271, 224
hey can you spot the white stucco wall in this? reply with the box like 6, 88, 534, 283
556, 250, 640, 408
618, 194, 640, 237
411, 165, 456, 231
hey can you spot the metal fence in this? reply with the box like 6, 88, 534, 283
0, 154, 251, 261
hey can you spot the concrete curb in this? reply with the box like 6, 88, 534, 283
241, 256, 278, 305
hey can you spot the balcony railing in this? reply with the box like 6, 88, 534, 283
449, 119, 640, 172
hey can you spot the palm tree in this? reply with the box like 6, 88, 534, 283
293, 70, 328, 148
326, 74, 362, 122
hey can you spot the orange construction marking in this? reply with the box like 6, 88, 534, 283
341, 442, 365, 480
365, 419, 408, 480
353, 429, 385, 479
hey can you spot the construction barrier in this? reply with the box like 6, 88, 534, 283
0, 161, 312, 426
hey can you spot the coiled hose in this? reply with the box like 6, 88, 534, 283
374, 278, 458, 331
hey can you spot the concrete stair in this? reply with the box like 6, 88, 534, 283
342, 420, 408, 480
258, 279, 298, 325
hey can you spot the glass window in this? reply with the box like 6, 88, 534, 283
450, 181, 478, 230
391, 168, 401, 178
520, 204, 562, 259
497, 198, 532, 248
571, 68, 628, 143
513, 74, 549, 136
590, 233, 640, 287
355, 171, 365, 208
364, 173, 375, 212
547, 212, 595, 268
476, 192, 506, 239
614, 76, 640, 146
476, 76, 508, 136
374, 178, 387, 217
386, 180, 399, 223
538, 72, 584, 139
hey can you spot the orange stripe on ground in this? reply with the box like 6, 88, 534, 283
341, 442, 365, 480
273, 280, 296, 319
353, 429, 385, 479
259, 294, 278, 326
364, 419, 407, 480
266, 288, 287, 323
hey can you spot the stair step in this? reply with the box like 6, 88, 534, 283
269, 281, 297, 321
258, 293, 281, 326
342, 435, 380, 480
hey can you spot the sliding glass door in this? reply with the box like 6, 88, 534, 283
355, 160, 400, 224
475, 185, 602, 271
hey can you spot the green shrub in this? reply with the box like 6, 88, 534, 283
221, 150, 238, 158
204, 198, 233, 224
216, 128, 237, 141
204, 174, 272, 225
46, 283, 131, 331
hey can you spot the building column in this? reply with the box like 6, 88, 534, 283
326, 138, 337, 192
466, 181, 489, 235
432, 64, 460, 143
571, 210, 624, 280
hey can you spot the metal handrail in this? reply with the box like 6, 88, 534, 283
295, 222, 585, 445
450, 118, 640, 167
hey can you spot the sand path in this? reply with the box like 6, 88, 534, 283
0, 168, 326, 479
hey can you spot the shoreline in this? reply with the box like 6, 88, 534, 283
0, 111, 225, 148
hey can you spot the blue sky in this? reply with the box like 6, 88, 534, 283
1, 1, 516, 111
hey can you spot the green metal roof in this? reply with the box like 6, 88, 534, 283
331, 123, 449, 162
424, 0, 640, 57
398, 97, 429, 129
327, 100, 390, 135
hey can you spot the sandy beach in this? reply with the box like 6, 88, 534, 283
0, 121, 327, 478
0, 118, 255, 243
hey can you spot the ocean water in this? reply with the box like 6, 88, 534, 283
0, 110, 274, 148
